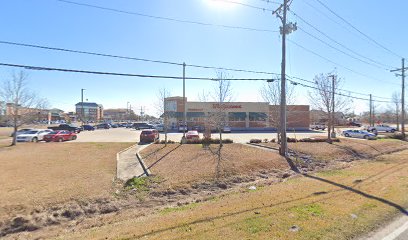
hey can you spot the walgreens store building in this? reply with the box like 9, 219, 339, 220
165, 97, 310, 131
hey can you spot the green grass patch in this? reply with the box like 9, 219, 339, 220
160, 202, 199, 215
125, 175, 162, 192
290, 203, 324, 220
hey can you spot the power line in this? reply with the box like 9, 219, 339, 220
287, 39, 399, 86
0, 40, 395, 99
57, 0, 278, 34
208, 0, 275, 11
0, 62, 275, 81
0, 40, 281, 76
290, 10, 393, 70
313, 0, 403, 59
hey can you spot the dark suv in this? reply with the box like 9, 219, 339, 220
133, 122, 154, 130
95, 123, 110, 129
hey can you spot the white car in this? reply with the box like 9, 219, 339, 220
16, 129, 53, 142
310, 123, 326, 130
342, 130, 376, 140
155, 124, 165, 132
222, 126, 231, 133
178, 125, 187, 132
367, 124, 396, 133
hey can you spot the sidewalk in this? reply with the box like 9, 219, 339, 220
116, 144, 148, 181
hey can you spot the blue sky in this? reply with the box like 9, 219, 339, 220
0, 0, 407, 116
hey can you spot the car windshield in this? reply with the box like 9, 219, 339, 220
48, 131, 58, 134
141, 131, 152, 134
26, 130, 39, 134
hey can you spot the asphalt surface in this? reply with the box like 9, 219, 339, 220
73, 128, 328, 143
362, 214, 408, 240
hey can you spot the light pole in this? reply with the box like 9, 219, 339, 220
81, 88, 86, 126
127, 101, 130, 121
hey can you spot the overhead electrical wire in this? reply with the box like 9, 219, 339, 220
56, 0, 277, 33
0, 40, 395, 100
290, 10, 393, 70
0, 61, 393, 103
287, 39, 399, 86
313, 0, 403, 59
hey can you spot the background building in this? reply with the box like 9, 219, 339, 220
75, 102, 103, 122
164, 97, 310, 130
103, 108, 136, 121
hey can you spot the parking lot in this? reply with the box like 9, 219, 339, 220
73, 128, 327, 143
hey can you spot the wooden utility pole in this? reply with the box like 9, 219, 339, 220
331, 75, 335, 138
272, 0, 296, 156
182, 62, 187, 138
369, 94, 373, 126
391, 58, 406, 139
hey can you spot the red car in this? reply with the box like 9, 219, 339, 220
140, 129, 159, 143
44, 130, 77, 142
186, 130, 200, 140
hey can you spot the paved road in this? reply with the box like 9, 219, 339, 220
74, 128, 327, 143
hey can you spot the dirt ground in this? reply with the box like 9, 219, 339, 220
140, 143, 289, 188
49, 148, 408, 240
0, 142, 133, 222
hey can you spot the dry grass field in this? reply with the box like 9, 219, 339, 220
0, 142, 133, 221
260, 138, 408, 161
57, 148, 408, 240
140, 143, 289, 187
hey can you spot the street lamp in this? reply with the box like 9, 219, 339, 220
81, 88, 86, 126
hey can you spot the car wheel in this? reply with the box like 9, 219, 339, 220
391, 129, 395, 133
31, 137, 38, 143
344, 133, 350, 137
58, 138, 63, 142
363, 135, 368, 140
72, 136, 77, 140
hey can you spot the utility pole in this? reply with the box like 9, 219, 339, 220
81, 88, 85, 126
369, 94, 373, 127
273, 0, 296, 157
330, 75, 336, 138
183, 62, 187, 138
391, 58, 407, 139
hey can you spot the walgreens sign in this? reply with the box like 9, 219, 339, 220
212, 104, 242, 109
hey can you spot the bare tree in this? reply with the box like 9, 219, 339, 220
391, 92, 401, 131
0, 71, 48, 146
155, 87, 171, 146
308, 72, 350, 140
210, 71, 233, 179
260, 80, 295, 143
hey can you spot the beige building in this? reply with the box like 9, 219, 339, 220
75, 102, 103, 122
164, 97, 310, 130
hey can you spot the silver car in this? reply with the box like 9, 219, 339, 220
342, 130, 376, 140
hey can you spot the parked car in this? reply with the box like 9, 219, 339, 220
310, 123, 326, 130
178, 124, 188, 132
342, 130, 376, 139
133, 122, 154, 130
110, 123, 118, 128
44, 130, 78, 142
48, 124, 81, 133
16, 129, 53, 142
139, 129, 159, 143
10, 128, 34, 137
95, 123, 110, 129
191, 125, 204, 132
366, 124, 396, 133
222, 126, 232, 133
347, 122, 362, 127
186, 130, 200, 140
82, 125, 95, 131
155, 124, 165, 132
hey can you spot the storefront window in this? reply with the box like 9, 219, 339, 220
228, 112, 246, 121
249, 112, 267, 121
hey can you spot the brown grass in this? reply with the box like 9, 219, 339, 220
59, 149, 408, 240
0, 142, 133, 220
140, 143, 289, 187
261, 138, 408, 161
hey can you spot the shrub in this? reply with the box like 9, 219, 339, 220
249, 139, 262, 144
154, 140, 176, 144
389, 133, 405, 140
182, 138, 233, 144
263, 138, 269, 143
270, 139, 276, 143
